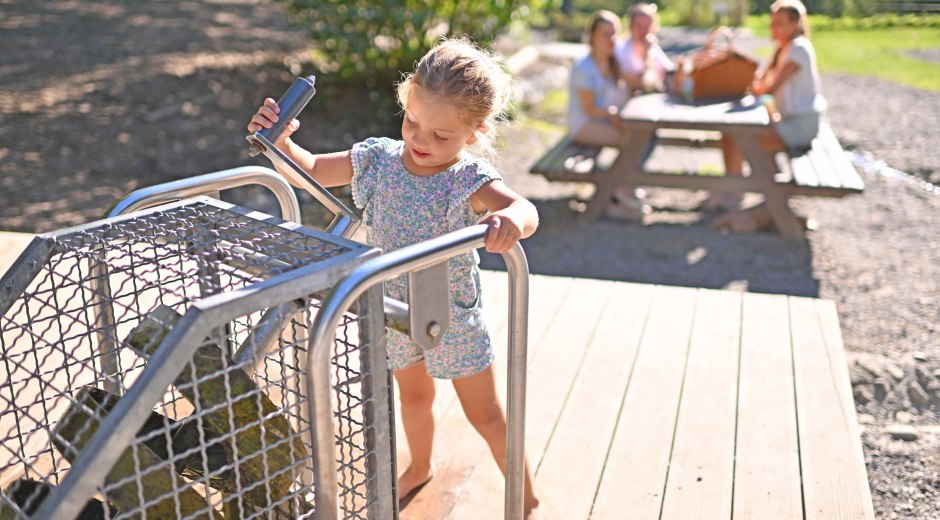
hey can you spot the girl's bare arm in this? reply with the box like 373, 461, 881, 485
248, 98, 354, 188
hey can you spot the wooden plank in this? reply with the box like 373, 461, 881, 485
660, 289, 741, 519
790, 153, 819, 187
816, 124, 865, 192
530, 135, 576, 175
733, 293, 803, 520
808, 141, 843, 189
443, 277, 615, 520
399, 274, 576, 519
590, 285, 697, 519
528, 281, 654, 520
789, 297, 876, 520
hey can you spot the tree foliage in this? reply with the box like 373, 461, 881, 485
279, 0, 542, 81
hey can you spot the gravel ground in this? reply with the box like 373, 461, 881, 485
1, 2, 939, 518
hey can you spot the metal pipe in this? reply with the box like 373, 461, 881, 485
305, 224, 529, 520
246, 132, 360, 239
105, 165, 301, 223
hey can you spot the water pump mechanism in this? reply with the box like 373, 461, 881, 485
247, 75, 360, 239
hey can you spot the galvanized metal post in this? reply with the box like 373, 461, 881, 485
306, 225, 529, 520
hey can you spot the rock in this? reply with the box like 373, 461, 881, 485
873, 378, 892, 401
854, 385, 874, 405
914, 364, 931, 388
885, 363, 906, 382
895, 411, 915, 424
850, 363, 874, 385
855, 357, 884, 378
857, 413, 877, 424
912, 351, 929, 362
908, 381, 931, 408
886, 424, 919, 442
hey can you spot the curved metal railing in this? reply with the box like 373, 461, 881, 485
105, 165, 301, 223
95, 166, 303, 394
306, 224, 530, 520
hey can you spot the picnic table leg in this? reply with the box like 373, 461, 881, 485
733, 132, 805, 241
582, 128, 655, 221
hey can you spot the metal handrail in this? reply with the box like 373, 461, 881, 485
105, 165, 301, 223
306, 224, 530, 520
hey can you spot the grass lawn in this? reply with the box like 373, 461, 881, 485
746, 16, 940, 92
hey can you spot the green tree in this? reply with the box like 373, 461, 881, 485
280, 0, 543, 81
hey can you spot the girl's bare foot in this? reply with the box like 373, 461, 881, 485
524, 505, 542, 520
397, 465, 434, 509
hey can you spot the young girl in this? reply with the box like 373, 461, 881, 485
247, 38, 542, 518
711, 0, 826, 211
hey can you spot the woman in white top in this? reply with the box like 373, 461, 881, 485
567, 10, 647, 220
615, 3, 674, 94
568, 10, 629, 146
713, 0, 826, 210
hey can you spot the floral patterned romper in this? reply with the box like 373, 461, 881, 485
351, 137, 500, 379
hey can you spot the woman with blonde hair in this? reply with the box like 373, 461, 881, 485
710, 0, 826, 211
615, 3, 674, 94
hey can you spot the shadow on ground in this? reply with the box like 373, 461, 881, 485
481, 197, 821, 297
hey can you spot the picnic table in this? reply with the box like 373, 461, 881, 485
531, 93, 864, 241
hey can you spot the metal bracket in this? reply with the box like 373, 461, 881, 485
407, 261, 450, 351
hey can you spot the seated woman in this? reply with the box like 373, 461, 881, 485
567, 10, 648, 221
615, 3, 674, 95
711, 0, 826, 211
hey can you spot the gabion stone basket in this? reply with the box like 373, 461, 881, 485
0, 197, 395, 519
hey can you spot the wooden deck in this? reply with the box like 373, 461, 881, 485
396, 270, 875, 520
0, 232, 874, 519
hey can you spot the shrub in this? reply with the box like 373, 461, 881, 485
279, 0, 545, 82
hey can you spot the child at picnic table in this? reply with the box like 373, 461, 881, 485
709, 0, 826, 213
247, 37, 542, 518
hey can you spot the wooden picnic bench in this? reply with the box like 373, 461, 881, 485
530, 93, 865, 240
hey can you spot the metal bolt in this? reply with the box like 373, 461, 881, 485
427, 321, 441, 338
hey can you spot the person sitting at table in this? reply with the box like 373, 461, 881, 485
568, 9, 649, 221
708, 0, 826, 212
615, 3, 674, 95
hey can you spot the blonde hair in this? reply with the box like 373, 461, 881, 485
397, 37, 512, 151
771, 0, 810, 38
627, 3, 660, 31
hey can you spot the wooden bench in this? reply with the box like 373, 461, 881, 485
530, 123, 864, 199
787, 122, 865, 198
528, 135, 609, 183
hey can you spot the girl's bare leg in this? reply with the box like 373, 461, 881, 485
453, 365, 540, 517
394, 362, 437, 498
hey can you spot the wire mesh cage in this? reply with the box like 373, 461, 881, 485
0, 197, 395, 519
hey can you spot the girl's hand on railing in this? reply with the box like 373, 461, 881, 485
247, 98, 300, 146
479, 213, 524, 254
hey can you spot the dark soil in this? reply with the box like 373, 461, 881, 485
1, 2, 939, 518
